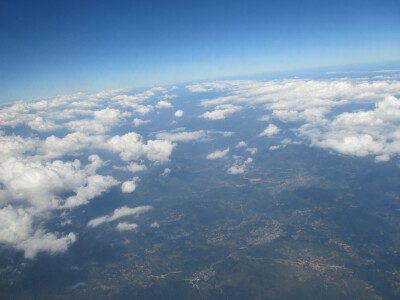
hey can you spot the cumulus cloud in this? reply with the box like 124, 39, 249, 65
174, 110, 184, 117
156, 100, 172, 108
0, 156, 118, 211
16, 231, 77, 260
133, 118, 150, 126
87, 205, 152, 228
116, 222, 139, 231
227, 157, 253, 175
150, 222, 160, 228
0, 154, 118, 258
121, 177, 140, 193
201, 104, 242, 120
235, 141, 247, 148
258, 124, 280, 137
106, 132, 175, 162
246, 148, 258, 155
206, 147, 230, 159
0, 205, 77, 259
161, 168, 171, 176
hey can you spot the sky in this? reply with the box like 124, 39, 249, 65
0, 0, 399, 103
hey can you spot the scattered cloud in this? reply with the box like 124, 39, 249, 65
155, 130, 207, 142
106, 132, 176, 162
258, 124, 280, 137
121, 177, 140, 193
174, 110, 184, 117
87, 205, 152, 228
115, 162, 147, 173
227, 157, 253, 175
206, 147, 230, 159
201, 104, 242, 120
116, 222, 139, 231
156, 100, 172, 108
150, 222, 160, 228
235, 141, 247, 148
246, 148, 258, 155
133, 118, 150, 126
161, 168, 171, 176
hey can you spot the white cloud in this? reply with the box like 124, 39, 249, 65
27, 116, 59, 132
16, 231, 77, 260
227, 165, 245, 175
246, 148, 257, 155
0, 154, 118, 258
258, 124, 280, 137
156, 100, 172, 108
201, 104, 242, 120
121, 177, 140, 193
258, 115, 270, 121
115, 162, 147, 173
161, 168, 171, 176
227, 156, 253, 175
64, 174, 119, 208
186, 84, 209, 92
87, 205, 152, 228
0, 205, 77, 259
174, 110, 184, 117
235, 141, 247, 148
163, 94, 177, 100
155, 130, 207, 142
150, 222, 160, 228
133, 118, 150, 126
106, 132, 176, 162
66, 108, 129, 134
206, 147, 230, 159
116, 222, 139, 231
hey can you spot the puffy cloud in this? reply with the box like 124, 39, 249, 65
174, 110, 184, 117
201, 104, 242, 120
63, 174, 119, 208
106, 132, 175, 162
150, 222, 160, 228
186, 84, 209, 92
156, 100, 172, 108
0, 135, 39, 163
246, 148, 258, 155
155, 130, 207, 142
0, 206, 77, 259
0, 156, 119, 210
258, 124, 280, 137
121, 177, 140, 193
161, 168, 171, 176
0, 154, 118, 258
163, 94, 177, 100
27, 116, 59, 132
116, 222, 139, 231
297, 95, 400, 161
16, 231, 77, 260
66, 108, 129, 134
87, 205, 152, 228
115, 162, 147, 173
227, 165, 245, 175
235, 141, 247, 148
41, 132, 105, 159
133, 118, 150, 126
206, 147, 230, 160
227, 157, 253, 175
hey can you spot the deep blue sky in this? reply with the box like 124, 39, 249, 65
0, 0, 399, 103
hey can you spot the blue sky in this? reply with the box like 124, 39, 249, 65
0, 0, 399, 103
